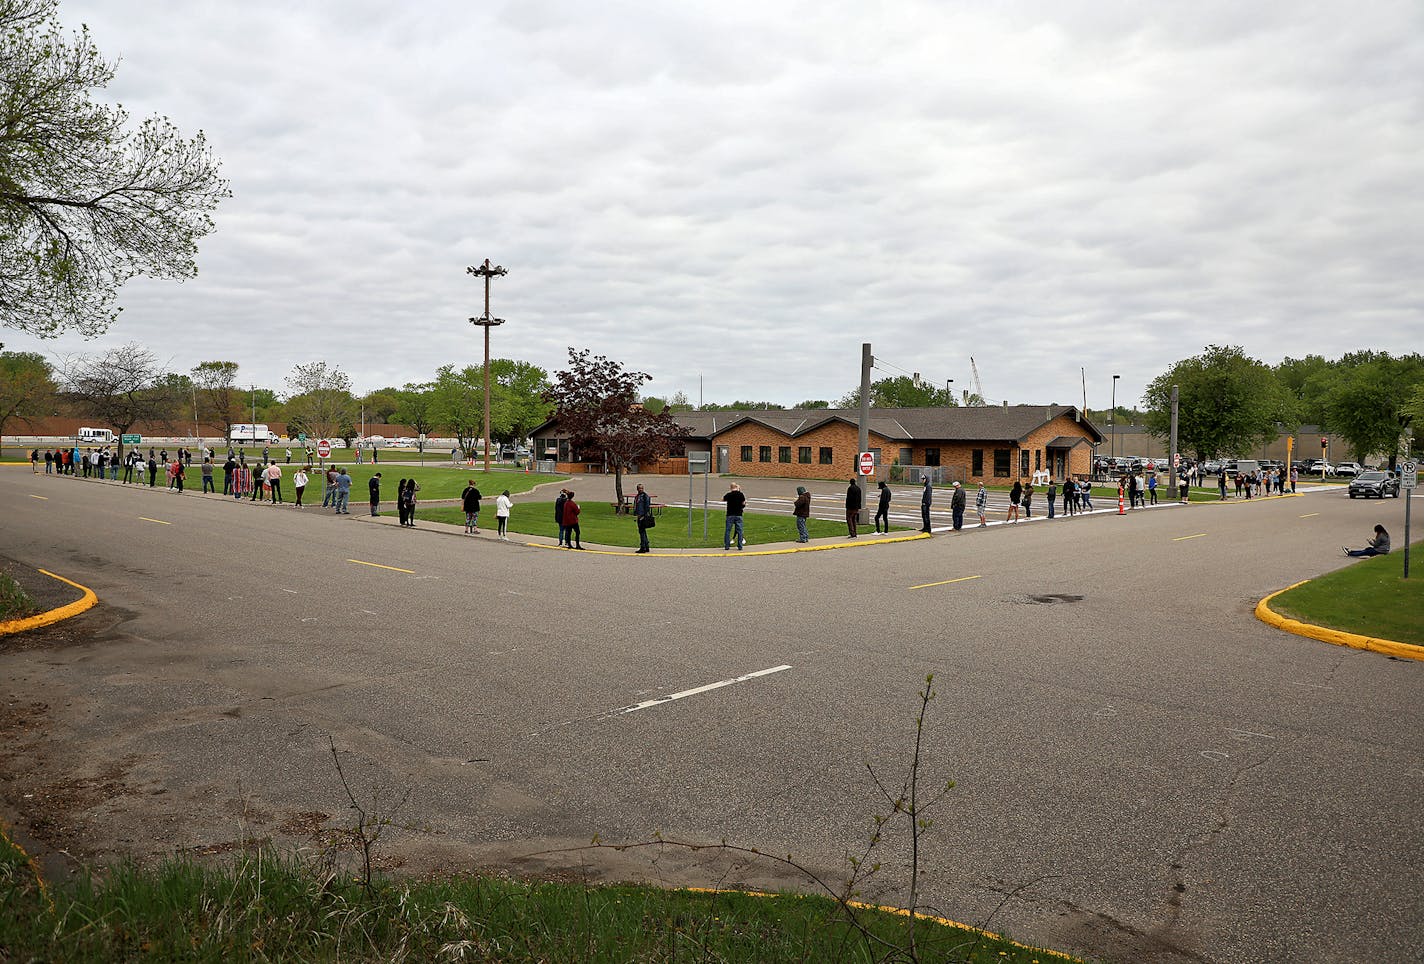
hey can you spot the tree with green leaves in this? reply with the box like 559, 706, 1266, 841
429, 365, 484, 457
361, 388, 401, 424
839, 376, 957, 409
1274, 355, 1334, 427
1320, 351, 1423, 469
0, 349, 55, 455
545, 348, 683, 507
392, 382, 437, 450
284, 361, 354, 442
191, 360, 239, 439
0, 0, 229, 337
1142, 345, 1294, 460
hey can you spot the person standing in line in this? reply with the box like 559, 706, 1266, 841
371, 445, 378, 465
1079, 477, 1094, 511
394, 480, 408, 525
633, 483, 653, 553
1006, 479, 1022, 523
121, 450, 133, 484
1289, 466, 1298, 493
1147, 472, 1158, 505
367, 471, 380, 515
1219, 470, 1229, 500
402, 478, 420, 526
1022, 481, 1034, 518
845, 477, 863, 538
147, 453, 158, 487
1344, 524, 1390, 557
920, 476, 933, 533
554, 489, 569, 546
873, 481, 892, 533
1047, 478, 1057, 519
43, 449, 53, 474
267, 461, 283, 503
222, 454, 236, 494
171, 457, 185, 492
262, 445, 269, 462
461, 479, 482, 534
201, 458, 215, 493
323, 464, 339, 507
562, 491, 583, 549
950, 481, 966, 530
293, 466, 308, 507
793, 486, 811, 543
98, 449, 109, 479
285, 447, 292, 464
496, 489, 512, 542
1179, 472, 1191, 504
250, 461, 265, 501
975, 481, 988, 526
110, 451, 119, 479
334, 468, 351, 513
723, 482, 747, 550
29, 448, 38, 473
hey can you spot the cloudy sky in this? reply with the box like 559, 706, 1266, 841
8, 0, 1423, 410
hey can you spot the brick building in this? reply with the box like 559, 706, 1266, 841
533, 405, 1103, 483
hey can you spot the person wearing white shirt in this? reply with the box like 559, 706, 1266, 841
496, 489, 513, 541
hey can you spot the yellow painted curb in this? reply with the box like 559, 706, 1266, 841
0, 569, 98, 636
0, 814, 54, 914
1254, 580, 1424, 662
682, 886, 1079, 961
525, 532, 932, 557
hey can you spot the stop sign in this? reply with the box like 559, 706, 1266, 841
317, 439, 332, 458
858, 451, 875, 475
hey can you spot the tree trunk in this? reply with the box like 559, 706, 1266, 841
613, 462, 625, 509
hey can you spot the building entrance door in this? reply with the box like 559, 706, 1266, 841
717, 446, 729, 474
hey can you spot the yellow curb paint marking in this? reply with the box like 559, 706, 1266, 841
347, 559, 415, 574
1299, 512, 1320, 518
27, 494, 47, 500
909, 574, 982, 590
1172, 532, 1207, 542
138, 516, 171, 525
1255, 580, 1424, 663
0, 569, 98, 637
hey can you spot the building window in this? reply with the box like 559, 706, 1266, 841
778, 445, 791, 463
740, 445, 753, 462
558, 439, 570, 462
924, 447, 941, 467
993, 449, 1011, 477
798, 446, 812, 464
759, 445, 772, 463
819, 446, 834, 465
899, 447, 913, 465
1020, 450, 1030, 476
1035, 449, 1042, 470
972, 449, 984, 476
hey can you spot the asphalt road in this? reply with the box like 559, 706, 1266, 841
2, 467, 1421, 963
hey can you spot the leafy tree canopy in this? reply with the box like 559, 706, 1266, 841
1141, 345, 1293, 460
1320, 352, 1423, 467
0, 0, 229, 337
0, 348, 55, 447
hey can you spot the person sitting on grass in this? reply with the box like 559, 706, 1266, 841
1344, 525, 1390, 558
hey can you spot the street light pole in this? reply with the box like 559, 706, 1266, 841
466, 258, 508, 475
1110, 374, 1120, 466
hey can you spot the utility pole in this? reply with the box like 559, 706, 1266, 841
857, 343, 872, 525
466, 258, 507, 474
1169, 384, 1179, 493
1110, 374, 1120, 463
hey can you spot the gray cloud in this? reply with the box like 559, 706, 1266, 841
6, 0, 1420, 412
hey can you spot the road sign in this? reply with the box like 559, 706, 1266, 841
317, 439, 332, 458
1402, 459, 1418, 490
297, 433, 307, 443
120, 434, 142, 444
858, 451, 875, 475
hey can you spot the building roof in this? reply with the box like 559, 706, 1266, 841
535, 405, 1103, 445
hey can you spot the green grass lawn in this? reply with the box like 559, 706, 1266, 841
0, 835, 1065, 963
1272, 542, 1424, 646
409, 500, 902, 548
302, 465, 564, 501
0, 571, 37, 621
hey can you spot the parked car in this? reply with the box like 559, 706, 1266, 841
1348, 471, 1400, 499
1302, 459, 1336, 476
1334, 461, 1363, 477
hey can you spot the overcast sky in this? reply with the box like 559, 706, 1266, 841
8, 0, 1422, 411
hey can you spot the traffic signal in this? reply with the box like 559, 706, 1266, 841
1321, 437, 1328, 448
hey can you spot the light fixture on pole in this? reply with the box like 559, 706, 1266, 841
466, 258, 508, 474
945, 378, 954, 404
1110, 374, 1121, 464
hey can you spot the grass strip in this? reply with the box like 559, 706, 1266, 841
412, 500, 899, 548
0, 572, 37, 621
299, 465, 564, 502
1270, 543, 1424, 647
0, 836, 1070, 962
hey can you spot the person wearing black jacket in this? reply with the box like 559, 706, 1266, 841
950, 481, 967, 530
633, 484, 653, 553
874, 481, 892, 533
368, 472, 382, 516
461, 480, 482, 534
845, 478, 863, 538
554, 489, 569, 546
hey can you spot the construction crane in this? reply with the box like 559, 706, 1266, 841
967, 357, 987, 406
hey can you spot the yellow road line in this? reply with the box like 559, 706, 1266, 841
1172, 532, 1206, 542
1299, 512, 1320, 518
0, 569, 98, 637
347, 558, 415, 574
27, 494, 47, 500
909, 574, 982, 590
137, 516, 171, 525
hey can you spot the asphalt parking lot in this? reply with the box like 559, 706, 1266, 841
1, 466, 1420, 963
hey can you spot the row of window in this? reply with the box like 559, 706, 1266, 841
741, 445, 834, 465
737, 444, 1053, 477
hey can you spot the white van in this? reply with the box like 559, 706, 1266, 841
77, 427, 114, 444
1234, 460, 1261, 477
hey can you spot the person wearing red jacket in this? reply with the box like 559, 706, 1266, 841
562, 491, 583, 549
